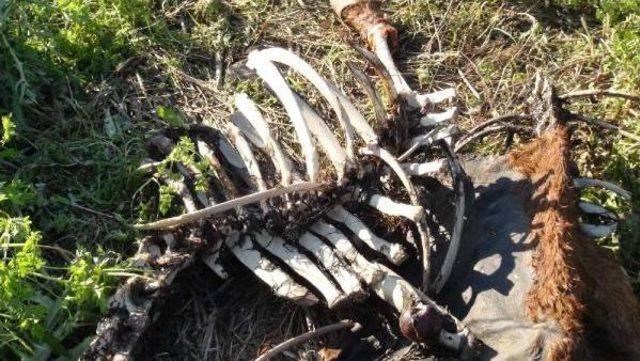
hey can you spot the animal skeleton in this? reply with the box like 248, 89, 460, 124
83, 2, 639, 360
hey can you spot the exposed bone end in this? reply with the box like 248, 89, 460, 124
400, 303, 471, 355
326, 205, 408, 265
332, 0, 398, 50
420, 107, 459, 127
202, 249, 228, 279
368, 194, 425, 223
402, 159, 447, 176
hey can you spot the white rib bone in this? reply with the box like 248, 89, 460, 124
310, 221, 385, 285
573, 178, 632, 200
295, 94, 350, 180
217, 135, 246, 169
420, 107, 459, 127
225, 123, 267, 192
298, 231, 365, 299
246, 52, 319, 182
311, 221, 417, 312
402, 159, 447, 176
202, 240, 228, 279
253, 230, 346, 308
580, 223, 617, 238
399, 124, 458, 162
255, 47, 358, 157
233, 93, 294, 186
230, 111, 265, 148
369, 26, 455, 109
326, 205, 407, 265
225, 232, 318, 305
367, 194, 424, 223
579, 201, 617, 220
132, 181, 323, 230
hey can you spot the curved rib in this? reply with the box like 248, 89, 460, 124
298, 232, 365, 299
294, 94, 350, 180
255, 47, 360, 154
580, 223, 617, 238
573, 178, 632, 201
226, 123, 267, 192
234, 93, 294, 185
246, 52, 319, 182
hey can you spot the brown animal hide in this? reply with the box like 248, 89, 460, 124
509, 125, 640, 360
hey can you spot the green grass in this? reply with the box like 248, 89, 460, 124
0, 0, 639, 358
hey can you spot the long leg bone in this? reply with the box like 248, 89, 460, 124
252, 230, 347, 308
332, 0, 456, 110
326, 205, 407, 265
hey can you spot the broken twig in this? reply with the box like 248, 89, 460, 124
254, 320, 360, 361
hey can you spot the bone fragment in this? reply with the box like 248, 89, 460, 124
326, 205, 407, 265
399, 124, 458, 162
298, 231, 365, 299
225, 123, 267, 192
246, 51, 319, 181
234, 93, 294, 185
253, 230, 346, 308
420, 107, 459, 127
402, 159, 447, 176
366, 194, 424, 223
225, 232, 318, 305
132, 182, 324, 230
573, 178, 632, 201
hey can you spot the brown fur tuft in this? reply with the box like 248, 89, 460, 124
508, 125, 640, 360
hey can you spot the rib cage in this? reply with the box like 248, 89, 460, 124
133, 47, 462, 305
84, 46, 629, 360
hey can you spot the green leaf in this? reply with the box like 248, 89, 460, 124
1, 114, 15, 145
156, 106, 185, 127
